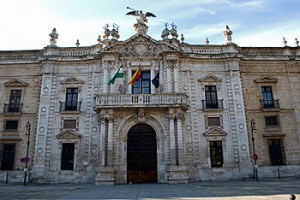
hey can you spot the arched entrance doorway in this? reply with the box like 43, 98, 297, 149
127, 123, 157, 183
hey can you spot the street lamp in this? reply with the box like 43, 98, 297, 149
250, 119, 258, 181
23, 122, 31, 185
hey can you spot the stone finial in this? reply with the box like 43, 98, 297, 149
283, 37, 287, 47
180, 34, 185, 43
170, 22, 178, 39
223, 25, 232, 44
111, 23, 120, 40
103, 24, 111, 39
76, 39, 80, 47
295, 38, 299, 47
49, 28, 58, 46
161, 23, 170, 39
205, 38, 209, 45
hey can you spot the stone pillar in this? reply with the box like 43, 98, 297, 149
169, 110, 176, 165
103, 64, 108, 93
174, 61, 179, 93
99, 116, 106, 166
107, 117, 113, 166
166, 64, 172, 93
95, 111, 115, 185
167, 109, 188, 184
176, 112, 184, 165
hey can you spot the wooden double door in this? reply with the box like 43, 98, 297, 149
127, 124, 157, 183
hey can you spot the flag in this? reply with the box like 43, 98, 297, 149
128, 66, 141, 85
151, 72, 159, 88
108, 65, 123, 84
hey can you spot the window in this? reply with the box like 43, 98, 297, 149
209, 141, 224, 167
63, 119, 77, 129
207, 117, 221, 127
9, 90, 22, 112
268, 139, 285, 165
4, 120, 18, 130
265, 116, 279, 126
261, 86, 274, 108
132, 70, 150, 94
65, 88, 78, 111
205, 86, 218, 108
61, 143, 75, 170
0, 143, 16, 170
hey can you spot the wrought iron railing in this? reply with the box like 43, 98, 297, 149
202, 99, 223, 109
95, 94, 188, 108
59, 101, 82, 112
3, 103, 22, 113
260, 99, 280, 109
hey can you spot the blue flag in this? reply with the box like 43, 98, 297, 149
151, 72, 159, 88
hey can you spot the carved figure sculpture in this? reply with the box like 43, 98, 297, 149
49, 28, 58, 46
126, 7, 156, 33
223, 25, 232, 43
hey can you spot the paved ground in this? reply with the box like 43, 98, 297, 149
0, 178, 299, 200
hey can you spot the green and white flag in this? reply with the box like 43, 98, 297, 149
108, 64, 123, 84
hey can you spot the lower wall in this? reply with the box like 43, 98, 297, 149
256, 165, 300, 179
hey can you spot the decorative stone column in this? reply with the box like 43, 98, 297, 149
167, 108, 188, 184
95, 111, 115, 185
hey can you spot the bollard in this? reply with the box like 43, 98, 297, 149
5, 173, 8, 184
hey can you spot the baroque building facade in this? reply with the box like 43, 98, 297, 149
0, 16, 299, 184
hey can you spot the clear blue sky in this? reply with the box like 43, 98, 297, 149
0, 0, 299, 50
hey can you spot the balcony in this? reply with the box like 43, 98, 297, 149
94, 94, 188, 109
260, 99, 280, 110
202, 99, 223, 110
59, 101, 82, 112
3, 103, 22, 114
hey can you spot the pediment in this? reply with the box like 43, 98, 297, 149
203, 127, 228, 137
198, 75, 222, 82
56, 130, 81, 140
101, 33, 181, 57
254, 76, 278, 83
4, 79, 29, 87
61, 77, 85, 85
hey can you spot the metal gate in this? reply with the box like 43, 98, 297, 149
127, 124, 157, 183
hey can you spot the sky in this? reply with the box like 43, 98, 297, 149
0, 0, 299, 50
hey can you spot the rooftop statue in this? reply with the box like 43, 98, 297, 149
223, 25, 232, 44
49, 28, 58, 47
126, 7, 156, 34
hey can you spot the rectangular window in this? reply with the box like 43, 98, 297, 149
63, 119, 77, 129
132, 70, 151, 94
61, 143, 75, 170
268, 139, 285, 165
261, 86, 274, 108
9, 90, 22, 112
5, 120, 18, 130
0, 143, 16, 170
207, 117, 221, 127
265, 116, 279, 126
205, 86, 218, 108
209, 141, 224, 167
65, 88, 78, 111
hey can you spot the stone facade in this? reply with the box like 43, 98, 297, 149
0, 21, 299, 184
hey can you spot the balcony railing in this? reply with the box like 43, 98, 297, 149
59, 101, 82, 112
260, 99, 280, 109
202, 99, 223, 109
3, 103, 23, 113
95, 94, 188, 108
